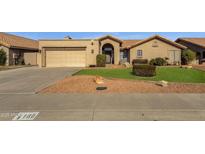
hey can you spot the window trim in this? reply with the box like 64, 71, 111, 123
136, 50, 143, 57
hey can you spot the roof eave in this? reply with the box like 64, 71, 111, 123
98, 35, 123, 43
176, 38, 205, 49
129, 35, 186, 50
10, 46, 39, 51
42, 46, 87, 48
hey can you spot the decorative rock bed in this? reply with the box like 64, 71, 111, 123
40, 75, 205, 93
156, 80, 168, 87
94, 76, 104, 84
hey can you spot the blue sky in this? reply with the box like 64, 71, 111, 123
8, 32, 205, 41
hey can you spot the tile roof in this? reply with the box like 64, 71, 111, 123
129, 35, 186, 49
98, 35, 123, 43
122, 40, 142, 48
0, 32, 39, 50
176, 38, 205, 48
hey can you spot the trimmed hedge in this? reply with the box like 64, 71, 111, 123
132, 59, 148, 65
133, 64, 156, 77
96, 54, 106, 67
0, 49, 7, 65
149, 57, 167, 66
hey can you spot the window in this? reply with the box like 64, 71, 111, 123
136, 50, 143, 57
203, 51, 205, 59
120, 51, 128, 60
120, 52, 123, 60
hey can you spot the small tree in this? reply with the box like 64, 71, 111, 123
96, 54, 106, 67
0, 49, 7, 65
181, 49, 196, 65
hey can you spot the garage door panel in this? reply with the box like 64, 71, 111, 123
46, 52, 66, 67
46, 50, 86, 67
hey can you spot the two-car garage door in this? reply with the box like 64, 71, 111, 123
45, 47, 86, 67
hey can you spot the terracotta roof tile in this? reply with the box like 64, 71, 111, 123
0, 32, 39, 50
122, 40, 142, 48
129, 35, 186, 50
98, 35, 123, 43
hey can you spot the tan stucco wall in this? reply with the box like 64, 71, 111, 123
0, 46, 10, 65
100, 39, 120, 65
130, 39, 182, 64
37, 52, 42, 67
39, 40, 100, 67
24, 52, 37, 65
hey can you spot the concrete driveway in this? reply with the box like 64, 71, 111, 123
0, 67, 80, 94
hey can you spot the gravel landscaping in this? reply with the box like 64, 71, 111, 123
40, 75, 205, 93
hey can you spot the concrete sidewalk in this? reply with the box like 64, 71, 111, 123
0, 93, 205, 121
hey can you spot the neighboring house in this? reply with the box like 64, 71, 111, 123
0, 32, 39, 65
39, 35, 185, 67
176, 38, 205, 64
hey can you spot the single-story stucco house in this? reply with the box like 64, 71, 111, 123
176, 38, 205, 64
38, 35, 186, 67
0, 32, 39, 65
0, 33, 187, 67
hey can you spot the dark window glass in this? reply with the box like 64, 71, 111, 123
203, 51, 205, 58
136, 50, 143, 57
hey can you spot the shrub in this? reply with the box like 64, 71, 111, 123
132, 59, 148, 65
21, 59, 25, 65
149, 59, 156, 66
181, 49, 196, 65
0, 49, 7, 65
149, 57, 167, 66
17, 57, 25, 65
96, 54, 106, 67
132, 64, 156, 77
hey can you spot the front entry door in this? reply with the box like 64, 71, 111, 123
104, 51, 114, 64
102, 43, 114, 64
105, 54, 111, 63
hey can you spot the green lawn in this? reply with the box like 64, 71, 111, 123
75, 67, 205, 83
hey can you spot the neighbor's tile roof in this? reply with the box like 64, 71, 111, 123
176, 38, 205, 48
0, 32, 39, 50
122, 40, 142, 48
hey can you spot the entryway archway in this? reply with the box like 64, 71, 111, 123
102, 43, 114, 64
